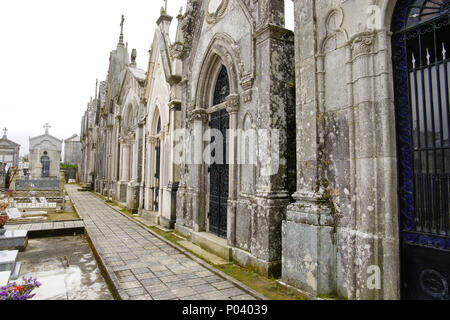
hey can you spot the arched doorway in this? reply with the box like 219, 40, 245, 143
208, 65, 230, 238
392, 0, 450, 300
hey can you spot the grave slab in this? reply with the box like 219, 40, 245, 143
0, 270, 11, 287
0, 250, 19, 272
0, 230, 28, 251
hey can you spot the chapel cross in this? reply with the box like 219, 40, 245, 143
44, 123, 51, 135
2, 128, 7, 137
120, 14, 125, 33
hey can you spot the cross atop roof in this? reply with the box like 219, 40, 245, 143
44, 123, 51, 135
2, 127, 7, 137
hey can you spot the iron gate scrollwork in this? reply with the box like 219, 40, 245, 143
392, 0, 450, 300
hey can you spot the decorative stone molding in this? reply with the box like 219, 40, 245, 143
189, 108, 209, 123
206, 0, 229, 24
225, 94, 240, 114
169, 99, 182, 111
242, 89, 253, 103
181, 0, 201, 56
351, 33, 375, 57
320, 7, 349, 53
148, 136, 158, 145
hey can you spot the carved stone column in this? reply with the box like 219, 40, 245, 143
226, 94, 240, 246
191, 108, 208, 232
160, 100, 182, 229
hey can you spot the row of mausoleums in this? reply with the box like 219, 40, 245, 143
80, 0, 450, 300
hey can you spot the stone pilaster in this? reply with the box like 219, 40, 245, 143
282, 0, 337, 296
251, 22, 295, 277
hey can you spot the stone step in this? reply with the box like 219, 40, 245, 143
179, 240, 228, 266
0, 250, 19, 272
190, 232, 232, 261
0, 270, 11, 287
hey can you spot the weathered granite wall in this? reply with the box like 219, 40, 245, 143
282, 0, 400, 300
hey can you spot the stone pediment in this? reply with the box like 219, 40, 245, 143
30, 134, 62, 152
0, 137, 20, 148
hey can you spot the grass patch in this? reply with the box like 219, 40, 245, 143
216, 263, 307, 301
47, 212, 79, 221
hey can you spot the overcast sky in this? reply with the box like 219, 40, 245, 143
0, 0, 294, 157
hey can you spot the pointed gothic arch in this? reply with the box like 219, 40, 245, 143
194, 33, 241, 109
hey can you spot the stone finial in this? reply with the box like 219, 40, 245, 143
130, 49, 137, 67
2, 128, 7, 138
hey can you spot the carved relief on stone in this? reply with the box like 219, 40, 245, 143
225, 94, 240, 114
181, 0, 201, 55
321, 7, 349, 54
148, 136, 158, 145
206, 0, 229, 24
258, 0, 271, 27
189, 108, 209, 123
351, 34, 374, 57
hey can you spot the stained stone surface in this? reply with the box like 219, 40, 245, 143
0, 230, 28, 251
0, 250, 18, 272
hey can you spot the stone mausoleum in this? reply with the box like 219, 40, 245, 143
0, 128, 20, 168
29, 124, 63, 179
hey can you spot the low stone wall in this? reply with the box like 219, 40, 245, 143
61, 168, 78, 183
15, 179, 60, 191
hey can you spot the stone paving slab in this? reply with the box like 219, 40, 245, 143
5, 220, 84, 234
65, 185, 260, 301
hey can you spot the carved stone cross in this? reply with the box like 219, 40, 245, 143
2, 128, 7, 137
44, 123, 51, 134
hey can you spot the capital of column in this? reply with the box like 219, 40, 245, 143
119, 137, 132, 145
190, 108, 208, 123
225, 94, 240, 114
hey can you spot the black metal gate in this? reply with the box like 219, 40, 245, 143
209, 109, 229, 238
154, 118, 162, 212
154, 142, 161, 212
392, 0, 450, 300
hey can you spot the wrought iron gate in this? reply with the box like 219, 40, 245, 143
392, 0, 450, 300
209, 109, 229, 238
154, 142, 160, 212
154, 118, 162, 212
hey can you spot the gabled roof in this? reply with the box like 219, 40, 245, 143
29, 133, 63, 144
64, 134, 81, 143
0, 135, 20, 148
128, 66, 146, 83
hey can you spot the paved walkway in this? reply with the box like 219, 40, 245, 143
66, 185, 256, 300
